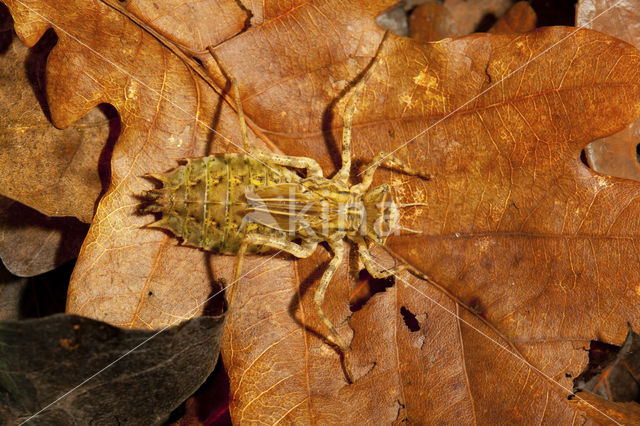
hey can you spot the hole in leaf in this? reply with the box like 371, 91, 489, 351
636, 143, 640, 163
400, 306, 420, 332
573, 327, 640, 403
580, 149, 590, 169
349, 269, 395, 312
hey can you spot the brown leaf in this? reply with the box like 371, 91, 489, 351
409, 1, 458, 42
378, 29, 640, 422
212, 15, 640, 424
409, 1, 537, 52
0, 259, 72, 320
569, 390, 640, 425
0, 196, 87, 277
577, 0, 640, 45
488, 1, 537, 34
0, 12, 112, 223
577, 0, 640, 181
3, 0, 640, 424
2, 0, 246, 328
123, 0, 247, 53
380, 28, 640, 422
0, 263, 26, 320
443, 0, 511, 35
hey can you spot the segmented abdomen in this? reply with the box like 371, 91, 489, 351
145, 154, 299, 254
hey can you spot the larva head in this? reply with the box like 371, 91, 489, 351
362, 184, 400, 244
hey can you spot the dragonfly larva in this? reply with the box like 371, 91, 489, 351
141, 40, 430, 382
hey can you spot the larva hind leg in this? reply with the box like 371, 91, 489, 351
233, 234, 318, 284
313, 240, 356, 383
313, 240, 348, 352
228, 234, 317, 307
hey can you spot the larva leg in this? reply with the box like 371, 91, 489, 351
228, 235, 317, 306
357, 241, 407, 278
209, 50, 324, 177
331, 75, 359, 184
333, 61, 376, 184
208, 49, 252, 153
314, 240, 348, 351
225, 78, 324, 176
252, 152, 324, 177
314, 240, 355, 382
233, 235, 317, 284
333, 32, 388, 185
353, 152, 431, 193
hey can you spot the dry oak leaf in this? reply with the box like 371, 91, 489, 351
2, 0, 249, 330
0, 196, 87, 277
409, 1, 458, 43
409, 1, 536, 45
488, 1, 537, 34
210, 11, 640, 426
570, 389, 640, 425
372, 32, 640, 425
575, 326, 640, 403
3, 0, 640, 424
442, 0, 512, 35
122, 0, 247, 53
0, 10, 94, 276
0, 9, 110, 223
